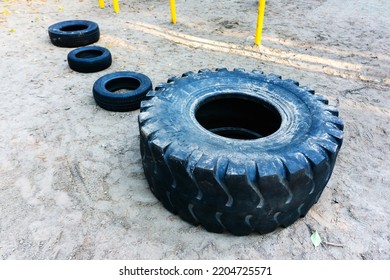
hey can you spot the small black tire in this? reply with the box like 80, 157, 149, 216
48, 20, 100, 48
93, 71, 153, 112
67, 46, 112, 73
138, 68, 344, 236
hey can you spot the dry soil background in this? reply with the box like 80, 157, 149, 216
0, 0, 389, 260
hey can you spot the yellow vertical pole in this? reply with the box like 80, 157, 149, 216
113, 0, 120, 13
254, 0, 266, 45
170, 0, 177, 24
98, 0, 105, 9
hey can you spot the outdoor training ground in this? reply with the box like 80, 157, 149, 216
0, 0, 389, 259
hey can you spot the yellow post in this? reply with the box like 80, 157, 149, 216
98, 0, 105, 9
254, 0, 266, 45
170, 0, 177, 24
113, 0, 120, 13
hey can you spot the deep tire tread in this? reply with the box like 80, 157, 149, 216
139, 68, 344, 236
214, 157, 233, 207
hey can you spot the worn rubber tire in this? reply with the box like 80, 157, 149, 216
93, 71, 153, 112
67, 46, 112, 73
48, 20, 100, 47
138, 68, 344, 236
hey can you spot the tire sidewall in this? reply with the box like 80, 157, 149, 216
67, 46, 112, 72
142, 71, 325, 160
48, 20, 98, 36
93, 71, 152, 100
48, 20, 100, 47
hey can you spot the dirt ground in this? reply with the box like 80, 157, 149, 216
0, 0, 389, 260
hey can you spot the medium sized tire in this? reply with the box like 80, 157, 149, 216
93, 71, 153, 112
48, 20, 100, 48
67, 46, 112, 73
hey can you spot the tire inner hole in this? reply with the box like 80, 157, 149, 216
76, 50, 103, 59
105, 77, 141, 94
60, 24, 89, 31
195, 95, 282, 140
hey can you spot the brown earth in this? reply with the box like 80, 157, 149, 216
0, 0, 389, 260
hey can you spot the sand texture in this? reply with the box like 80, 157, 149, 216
0, 0, 389, 259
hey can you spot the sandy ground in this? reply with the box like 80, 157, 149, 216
0, 0, 389, 260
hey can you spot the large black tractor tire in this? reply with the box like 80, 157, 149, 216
138, 68, 344, 236
48, 20, 100, 48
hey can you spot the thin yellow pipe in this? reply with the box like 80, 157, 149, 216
98, 0, 105, 9
254, 0, 266, 45
170, 0, 177, 24
113, 0, 120, 13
